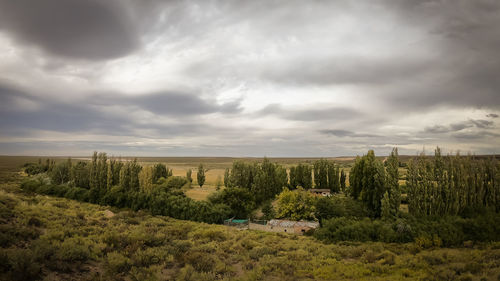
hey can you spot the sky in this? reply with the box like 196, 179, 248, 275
0, 0, 499, 157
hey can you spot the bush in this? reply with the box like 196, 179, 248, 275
163, 176, 188, 190
5, 249, 42, 281
106, 252, 131, 274
184, 251, 216, 272
55, 237, 93, 262
249, 246, 276, 260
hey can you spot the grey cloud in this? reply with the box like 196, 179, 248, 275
380, 0, 500, 110
258, 104, 359, 122
320, 129, 379, 138
470, 119, 494, 128
424, 119, 494, 134
263, 56, 430, 86
487, 113, 499, 118
0, 0, 139, 60
453, 131, 500, 140
0, 83, 241, 139
94, 92, 242, 117
424, 125, 453, 134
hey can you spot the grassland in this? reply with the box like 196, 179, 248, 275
1, 156, 500, 280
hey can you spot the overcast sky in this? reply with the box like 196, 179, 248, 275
0, 0, 499, 157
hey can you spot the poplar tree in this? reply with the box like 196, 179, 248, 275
406, 148, 499, 217
386, 147, 400, 216
186, 169, 193, 183
90, 151, 98, 189
230, 161, 256, 189
107, 161, 113, 189
139, 166, 154, 192
129, 158, 142, 190
340, 169, 346, 193
313, 159, 329, 189
197, 164, 206, 187
224, 168, 231, 187
152, 163, 168, 183
349, 156, 364, 199
252, 158, 287, 204
289, 166, 298, 189
349, 150, 386, 217
381, 191, 391, 219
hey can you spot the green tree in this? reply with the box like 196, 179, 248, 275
349, 156, 364, 199
261, 201, 276, 220
251, 157, 287, 205
386, 148, 400, 216
230, 161, 256, 189
340, 169, 346, 193
361, 150, 386, 217
197, 164, 206, 187
186, 169, 193, 183
313, 159, 329, 189
89, 151, 98, 189
208, 187, 255, 218
349, 150, 386, 217
50, 160, 71, 185
72, 161, 90, 188
327, 163, 340, 193
290, 163, 313, 189
224, 168, 231, 187
381, 191, 391, 219
276, 188, 316, 221
139, 166, 154, 192
152, 163, 168, 184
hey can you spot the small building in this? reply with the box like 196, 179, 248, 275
309, 188, 331, 197
249, 219, 319, 235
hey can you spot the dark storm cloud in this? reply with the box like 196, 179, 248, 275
320, 129, 379, 138
257, 104, 359, 122
487, 113, 499, 118
379, 0, 500, 110
0, 0, 138, 60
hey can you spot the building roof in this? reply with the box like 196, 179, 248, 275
309, 189, 331, 192
268, 219, 319, 228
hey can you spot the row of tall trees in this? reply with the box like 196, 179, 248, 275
224, 159, 345, 194
289, 163, 313, 189
313, 159, 342, 193
349, 149, 400, 217
223, 158, 287, 205
407, 148, 500, 216
33, 152, 176, 197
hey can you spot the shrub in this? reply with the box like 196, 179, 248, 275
5, 249, 42, 281
55, 237, 92, 262
106, 252, 131, 274
184, 251, 216, 272
164, 176, 188, 190
249, 246, 276, 260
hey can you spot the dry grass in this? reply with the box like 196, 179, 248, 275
185, 186, 218, 201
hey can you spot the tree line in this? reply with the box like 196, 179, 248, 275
348, 148, 400, 218
407, 147, 500, 217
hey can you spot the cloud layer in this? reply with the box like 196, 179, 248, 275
0, 0, 499, 156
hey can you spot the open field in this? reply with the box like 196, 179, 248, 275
1, 159, 500, 280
